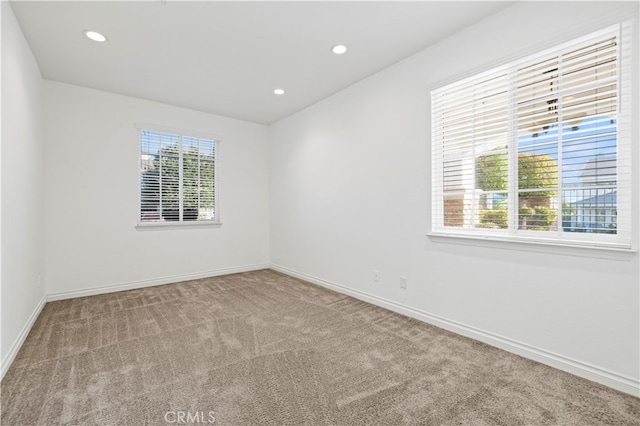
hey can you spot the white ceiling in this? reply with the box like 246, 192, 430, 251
10, 1, 513, 125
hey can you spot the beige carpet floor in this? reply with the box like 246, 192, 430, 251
1, 269, 638, 425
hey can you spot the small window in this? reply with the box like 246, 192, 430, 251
138, 126, 219, 226
430, 23, 632, 250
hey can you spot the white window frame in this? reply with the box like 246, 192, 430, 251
135, 123, 221, 230
429, 22, 635, 257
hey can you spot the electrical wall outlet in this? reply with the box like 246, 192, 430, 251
373, 270, 381, 282
400, 276, 407, 289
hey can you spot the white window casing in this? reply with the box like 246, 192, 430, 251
136, 123, 221, 229
430, 22, 634, 254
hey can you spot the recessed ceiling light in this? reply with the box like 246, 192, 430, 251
274, 88, 285, 95
331, 44, 347, 55
84, 30, 107, 43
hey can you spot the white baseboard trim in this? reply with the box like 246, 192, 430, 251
47, 263, 270, 302
1, 294, 47, 380
270, 264, 640, 397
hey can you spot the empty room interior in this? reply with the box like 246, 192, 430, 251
2, 1, 639, 424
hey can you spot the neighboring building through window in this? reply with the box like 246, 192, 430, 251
430, 22, 632, 249
139, 127, 219, 225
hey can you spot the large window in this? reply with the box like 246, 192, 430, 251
138, 126, 219, 225
431, 23, 632, 249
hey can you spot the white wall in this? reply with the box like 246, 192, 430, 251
43, 81, 270, 297
1, 2, 46, 374
269, 2, 640, 395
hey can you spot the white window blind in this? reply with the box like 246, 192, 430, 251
431, 22, 632, 249
139, 127, 219, 224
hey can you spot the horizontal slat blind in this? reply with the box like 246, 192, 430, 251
433, 70, 510, 229
431, 22, 632, 248
140, 129, 218, 224
182, 136, 216, 221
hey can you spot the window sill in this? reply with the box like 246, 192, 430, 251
136, 221, 222, 231
426, 232, 636, 261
